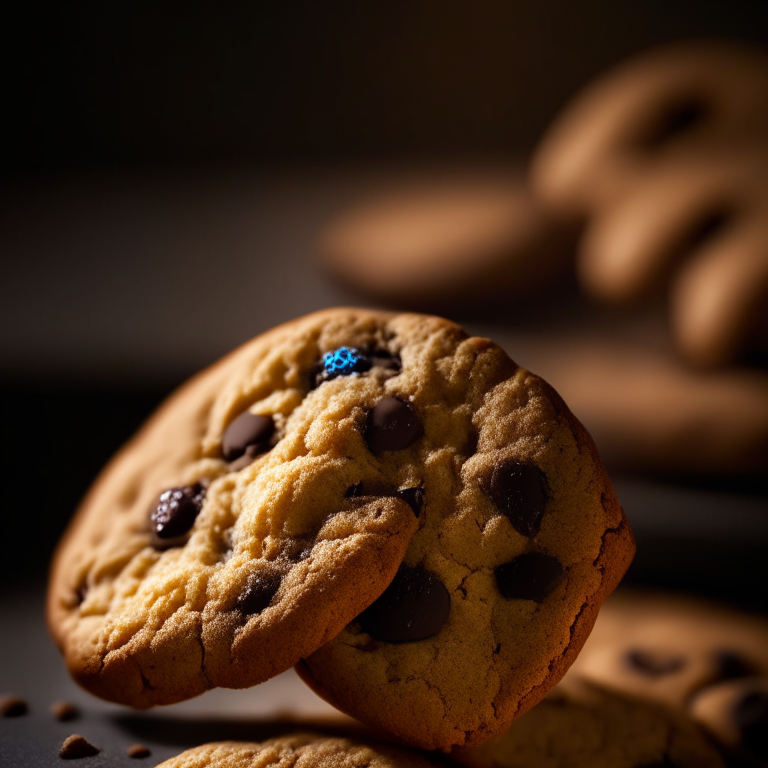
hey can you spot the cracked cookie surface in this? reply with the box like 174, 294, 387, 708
450, 675, 726, 768
155, 734, 445, 768
48, 308, 449, 707
297, 319, 635, 750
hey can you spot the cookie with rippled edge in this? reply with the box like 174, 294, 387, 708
569, 590, 768, 766
154, 734, 446, 768
451, 675, 726, 768
47, 308, 456, 708
296, 322, 634, 751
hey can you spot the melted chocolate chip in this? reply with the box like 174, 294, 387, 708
714, 650, 757, 681
0, 696, 27, 717
734, 691, 768, 759
222, 412, 275, 462
59, 734, 100, 759
151, 483, 206, 539
486, 460, 548, 538
358, 565, 450, 643
625, 649, 686, 678
494, 553, 565, 602
364, 397, 423, 454
396, 487, 424, 517
236, 572, 283, 615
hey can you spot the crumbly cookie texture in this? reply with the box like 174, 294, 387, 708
450, 675, 726, 768
49, 309, 448, 707
570, 590, 768, 765
297, 317, 634, 751
154, 734, 444, 768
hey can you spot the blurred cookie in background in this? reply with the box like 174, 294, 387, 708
532, 41, 768, 368
569, 590, 768, 766
494, 317, 768, 476
319, 168, 574, 310
690, 678, 768, 767
450, 674, 726, 768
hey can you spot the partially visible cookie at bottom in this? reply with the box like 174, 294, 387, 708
155, 734, 446, 768
570, 590, 768, 766
450, 675, 726, 768
690, 678, 768, 766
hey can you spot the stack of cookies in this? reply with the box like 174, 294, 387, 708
45, 309, 764, 767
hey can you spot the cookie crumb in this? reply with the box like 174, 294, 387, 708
59, 734, 99, 759
126, 744, 151, 759
51, 701, 79, 721
0, 695, 28, 717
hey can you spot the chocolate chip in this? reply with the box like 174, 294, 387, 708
714, 650, 756, 681
358, 565, 450, 643
734, 691, 768, 760
494, 553, 565, 602
236, 572, 283, 615
151, 483, 206, 539
486, 460, 548, 538
625, 649, 686, 678
396, 487, 424, 517
59, 734, 99, 759
51, 701, 79, 721
364, 397, 423, 454
126, 744, 151, 759
222, 412, 275, 462
0, 695, 27, 717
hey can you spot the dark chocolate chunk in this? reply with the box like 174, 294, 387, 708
222, 412, 275, 462
51, 701, 79, 721
151, 483, 205, 539
0, 695, 27, 717
364, 396, 423, 454
494, 553, 565, 602
396, 487, 424, 517
59, 734, 100, 759
236, 572, 283, 615
126, 744, 151, 759
487, 460, 548, 538
358, 565, 450, 643
714, 650, 757, 681
734, 690, 768, 760
625, 649, 686, 678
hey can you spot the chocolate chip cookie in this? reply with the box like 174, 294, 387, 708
296, 317, 635, 750
48, 308, 432, 707
451, 675, 726, 768
570, 590, 768, 765
155, 734, 445, 768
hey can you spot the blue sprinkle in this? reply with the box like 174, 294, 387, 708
323, 347, 362, 377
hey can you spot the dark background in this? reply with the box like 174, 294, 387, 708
3, 1, 768, 175
2, 1, 767, 600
